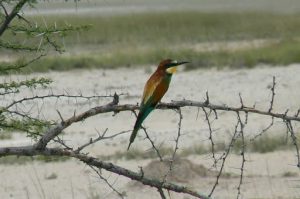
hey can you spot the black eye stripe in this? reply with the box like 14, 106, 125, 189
165, 63, 176, 67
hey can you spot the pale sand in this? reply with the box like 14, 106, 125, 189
0, 64, 300, 198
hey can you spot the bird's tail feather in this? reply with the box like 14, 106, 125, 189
127, 127, 139, 150
127, 107, 153, 150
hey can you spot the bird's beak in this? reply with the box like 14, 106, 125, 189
175, 61, 189, 66
166, 61, 189, 74
167, 61, 189, 67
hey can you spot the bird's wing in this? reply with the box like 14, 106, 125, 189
141, 73, 168, 107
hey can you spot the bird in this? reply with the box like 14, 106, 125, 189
127, 59, 189, 150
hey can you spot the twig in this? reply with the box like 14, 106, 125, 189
0, 2, 8, 17
236, 112, 246, 199
170, 108, 182, 167
285, 120, 300, 168
132, 110, 163, 161
35, 96, 120, 150
157, 188, 167, 199
0, 0, 29, 36
202, 107, 217, 166
164, 100, 300, 122
53, 137, 73, 150
6, 93, 115, 109
239, 93, 244, 108
89, 166, 125, 199
75, 129, 129, 153
209, 117, 240, 197
268, 76, 276, 113
163, 108, 183, 182
56, 110, 65, 124
251, 116, 274, 141
295, 109, 300, 117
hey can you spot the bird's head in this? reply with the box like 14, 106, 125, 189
158, 59, 189, 74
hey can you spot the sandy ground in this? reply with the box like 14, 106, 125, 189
1, 64, 300, 198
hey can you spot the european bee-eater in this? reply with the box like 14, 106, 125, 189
127, 59, 189, 150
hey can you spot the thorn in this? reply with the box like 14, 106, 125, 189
113, 92, 119, 105
56, 110, 64, 124
205, 91, 210, 105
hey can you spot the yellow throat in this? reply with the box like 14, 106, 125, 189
166, 66, 177, 74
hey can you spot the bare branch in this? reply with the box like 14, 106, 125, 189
202, 107, 217, 165
56, 110, 65, 123
0, 2, 8, 17
132, 110, 163, 161
0, 0, 29, 36
239, 93, 244, 108
6, 93, 115, 109
35, 97, 121, 150
164, 100, 300, 122
0, 146, 210, 199
285, 120, 300, 168
236, 112, 246, 199
268, 76, 276, 113
75, 129, 129, 153
209, 115, 240, 197
251, 116, 274, 141
295, 109, 300, 118
89, 166, 125, 199
170, 108, 182, 165
157, 188, 167, 199
163, 108, 183, 182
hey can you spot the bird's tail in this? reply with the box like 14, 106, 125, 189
127, 127, 139, 150
127, 107, 153, 150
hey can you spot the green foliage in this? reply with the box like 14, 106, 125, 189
1, 118, 51, 139
0, 40, 39, 51
0, 77, 52, 92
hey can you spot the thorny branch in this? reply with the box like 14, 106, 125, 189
157, 188, 166, 199
268, 76, 276, 113
0, 0, 29, 36
202, 107, 217, 166
131, 110, 163, 161
251, 116, 274, 141
236, 112, 246, 199
89, 165, 125, 199
285, 120, 300, 168
0, 77, 299, 198
75, 129, 129, 153
0, 146, 210, 199
162, 107, 183, 183
209, 117, 240, 197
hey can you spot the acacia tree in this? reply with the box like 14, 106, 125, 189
0, 1, 299, 199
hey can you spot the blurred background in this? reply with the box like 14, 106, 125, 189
2, 0, 300, 71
